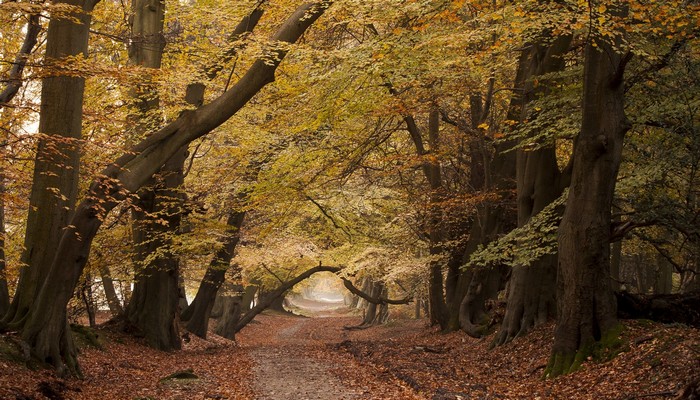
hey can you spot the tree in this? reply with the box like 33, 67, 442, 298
493, 34, 573, 346
546, 2, 630, 377
3, 0, 100, 329
12, 1, 333, 375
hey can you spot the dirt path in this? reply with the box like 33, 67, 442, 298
246, 318, 360, 399
237, 301, 421, 400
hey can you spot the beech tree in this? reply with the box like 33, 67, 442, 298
3, 0, 100, 330
7, 1, 332, 375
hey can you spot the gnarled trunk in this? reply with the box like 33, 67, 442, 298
494, 35, 572, 346
546, 8, 629, 376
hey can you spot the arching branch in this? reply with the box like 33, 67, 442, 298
340, 277, 411, 305
233, 264, 342, 333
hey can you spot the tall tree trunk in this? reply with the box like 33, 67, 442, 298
80, 272, 97, 327
15, 1, 331, 375
123, 0, 185, 351
546, 5, 630, 377
126, 147, 187, 351
494, 35, 572, 346
98, 263, 124, 316
0, 176, 9, 316
182, 211, 245, 338
3, 0, 99, 329
457, 135, 517, 336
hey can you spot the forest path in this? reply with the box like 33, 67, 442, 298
236, 300, 421, 400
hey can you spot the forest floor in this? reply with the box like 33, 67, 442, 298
0, 300, 698, 399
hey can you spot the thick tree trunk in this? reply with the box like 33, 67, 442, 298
214, 283, 244, 340
546, 10, 630, 377
126, 147, 187, 351
98, 264, 124, 316
15, 2, 331, 375
182, 211, 245, 338
457, 179, 515, 336
124, 0, 184, 351
3, 0, 98, 328
494, 35, 572, 346
360, 282, 389, 326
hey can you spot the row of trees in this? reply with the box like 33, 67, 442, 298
0, 0, 698, 378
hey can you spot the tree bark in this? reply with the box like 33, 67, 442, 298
494, 35, 572, 346
214, 283, 244, 340
16, 1, 333, 374
457, 149, 516, 336
4, 0, 99, 330
0, 13, 41, 107
182, 211, 245, 338
125, 148, 188, 351
97, 263, 124, 316
546, 5, 630, 377
0, 176, 10, 316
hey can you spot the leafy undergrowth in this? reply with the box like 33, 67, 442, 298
0, 327, 255, 399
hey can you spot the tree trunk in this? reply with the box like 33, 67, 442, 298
494, 35, 572, 346
126, 147, 187, 351
360, 282, 389, 326
213, 283, 244, 340
0, 176, 9, 316
98, 263, 124, 316
3, 0, 99, 329
124, 0, 185, 351
14, 1, 331, 375
654, 252, 673, 294
457, 185, 515, 336
546, 8, 630, 376
80, 273, 97, 327
182, 211, 245, 338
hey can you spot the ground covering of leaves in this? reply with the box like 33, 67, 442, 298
0, 326, 255, 399
332, 318, 700, 399
0, 310, 697, 399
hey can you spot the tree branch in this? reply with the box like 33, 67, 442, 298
234, 263, 342, 333
340, 277, 411, 305
0, 14, 41, 107
624, 38, 689, 92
